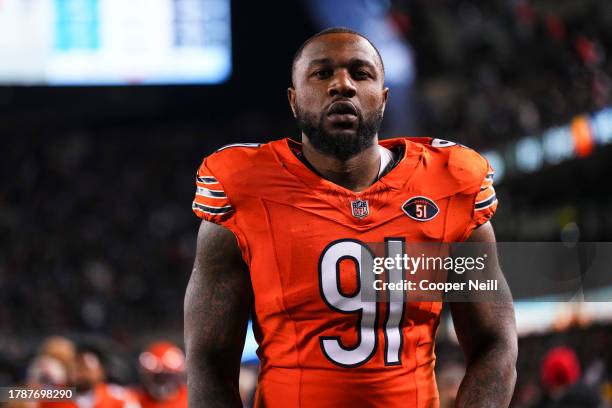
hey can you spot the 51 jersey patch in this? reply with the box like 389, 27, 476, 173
402, 196, 439, 222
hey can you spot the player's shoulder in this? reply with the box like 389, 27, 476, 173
200, 140, 281, 180
403, 137, 491, 191
205, 141, 265, 167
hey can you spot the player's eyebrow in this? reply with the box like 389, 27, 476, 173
348, 58, 377, 72
307, 58, 333, 68
307, 57, 378, 72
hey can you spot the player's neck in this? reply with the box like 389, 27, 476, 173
301, 135, 381, 193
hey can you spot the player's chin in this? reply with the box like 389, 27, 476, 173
323, 121, 359, 138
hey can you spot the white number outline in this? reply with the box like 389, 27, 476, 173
318, 238, 408, 368
318, 239, 379, 368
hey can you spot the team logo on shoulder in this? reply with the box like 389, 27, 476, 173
351, 199, 369, 219
402, 196, 439, 221
431, 138, 456, 147
431, 138, 468, 149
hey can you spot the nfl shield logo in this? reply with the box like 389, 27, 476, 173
351, 199, 369, 219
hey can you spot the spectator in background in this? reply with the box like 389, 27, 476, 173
27, 336, 76, 389
5, 336, 76, 408
135, 341, 187, 408
70, 344, 140, 408
536, 346, 600, 408
36, 337, 77, 380
27, 356, 68, 390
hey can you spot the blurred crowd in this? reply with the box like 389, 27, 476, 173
1, 334, 260, 408
435, 323, 612, 408
0, 128, 212, 337
4, 335, 189, 408
3, 328, 611, 408
392, 0, 612, 148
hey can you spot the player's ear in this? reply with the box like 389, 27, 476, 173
380, 87, 389, 116
287, 87, 297, 118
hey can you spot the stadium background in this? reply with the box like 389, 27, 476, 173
1, 0, 612, 407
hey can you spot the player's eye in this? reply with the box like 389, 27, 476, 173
353, 70, 370, 80
312, 69, 332, 79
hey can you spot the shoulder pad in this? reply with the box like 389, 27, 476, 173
415, 137, 489, 194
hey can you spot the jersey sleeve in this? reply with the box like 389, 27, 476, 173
466, 160, 498, 235
191, 158, 235, 226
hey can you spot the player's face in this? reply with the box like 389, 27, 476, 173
73, 352, 104, 392
141, 372, 182, 400
289, 33, 389, 160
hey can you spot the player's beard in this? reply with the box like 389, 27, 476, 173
295, 103, 384, 161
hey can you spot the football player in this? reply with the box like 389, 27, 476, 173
185, 27, 517, 407
70, 344, 140, 408
135, 341, 188, 408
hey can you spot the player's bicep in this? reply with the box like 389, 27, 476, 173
184, 220, 251, 381
450, 222, 516, 361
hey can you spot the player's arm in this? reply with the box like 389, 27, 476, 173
450, 221, 517, 408
184, 220, 251, 408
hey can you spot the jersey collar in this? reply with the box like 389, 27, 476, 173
272, 137, 424, 195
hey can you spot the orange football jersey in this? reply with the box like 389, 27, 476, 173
192, 137, 497, 408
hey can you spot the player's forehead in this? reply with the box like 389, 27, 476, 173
297, 33, 381, 71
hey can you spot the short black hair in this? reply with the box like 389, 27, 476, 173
76, 341, 106, 363
291, 27, 385, 85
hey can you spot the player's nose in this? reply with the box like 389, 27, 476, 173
328, 69, 356, 99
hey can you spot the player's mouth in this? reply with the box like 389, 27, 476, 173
326, 101, 359, 125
